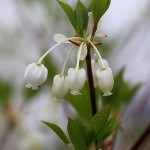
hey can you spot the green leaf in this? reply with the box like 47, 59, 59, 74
97, 116, 117, 144
42, 121, 69, 145
74, 0, 88, 36
85, 129, 95, 146
57, 0, 77, 31
67, 118, 86, 150
90, 105, 110, 133
92, 0, 111, 25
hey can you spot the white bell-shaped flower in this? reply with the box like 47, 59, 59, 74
52, 75, 69, 101
68, 68, 86, 95
91, 59, 109, 87
96, 67, 114, 96
24, 62, 48, 90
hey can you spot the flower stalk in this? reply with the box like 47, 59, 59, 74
86, 44, 97, 116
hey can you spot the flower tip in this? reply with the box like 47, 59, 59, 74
25, 84, 39, 90
103, 92, 113, 96
53, 96, 64, 103
96, 34, 107, 38
70, 91, 82, 96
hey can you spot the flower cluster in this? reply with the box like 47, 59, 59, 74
24, 12, 114, 101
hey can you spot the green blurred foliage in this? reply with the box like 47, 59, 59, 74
43, 105, 117, 149
66, 82, 92, 123
0, 80, 13, 106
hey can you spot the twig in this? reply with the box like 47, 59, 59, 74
130, 124, 150, 150
86, 44, 97, 116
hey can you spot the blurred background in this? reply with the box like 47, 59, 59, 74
0, 0, 150, 150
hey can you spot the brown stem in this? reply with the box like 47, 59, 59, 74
130, 124, 150, 150
86, 44, 97, 116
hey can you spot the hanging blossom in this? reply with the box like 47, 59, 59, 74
24, 11, 114, 100
91, 57, 109, 87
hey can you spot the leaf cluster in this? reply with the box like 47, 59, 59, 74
43, 105, 117, 150
57, 0, 111, 37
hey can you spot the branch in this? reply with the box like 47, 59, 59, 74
130, 124, 150, 150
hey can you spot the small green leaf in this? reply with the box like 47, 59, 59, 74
57, 0, 77, 31
92, 0, 111, 25
74, 0, 88, 36
67, 118, 86, 150
97, 116, 117, 144
90, 105, 110, 133
42, 121, 69, 145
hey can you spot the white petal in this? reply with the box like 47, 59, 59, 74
95, 33, 107, 38
52, 75, 69, 101
87, 12, 94, 36
103, 92, 112, 96
91, 58, 109, 87
78, 43, 87, 61
95, 20, 107, 38
54, 34, 70, 43
95, 20, 102, 34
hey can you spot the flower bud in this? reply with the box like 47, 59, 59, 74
52, 75, 69, 101
96, 67, 114, 96
24, 62, 48, 90
91, 59, 109, 87
68, 68, 86, 95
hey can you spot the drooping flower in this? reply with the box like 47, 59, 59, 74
96, 67, 114, 96
24, 62, 48, 90
52, 75, 69, 101
91, 58, 109, 87
67, 42, 86, 95
68, 68, 86, 95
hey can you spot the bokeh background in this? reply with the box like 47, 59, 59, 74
0, 0, 150, 150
